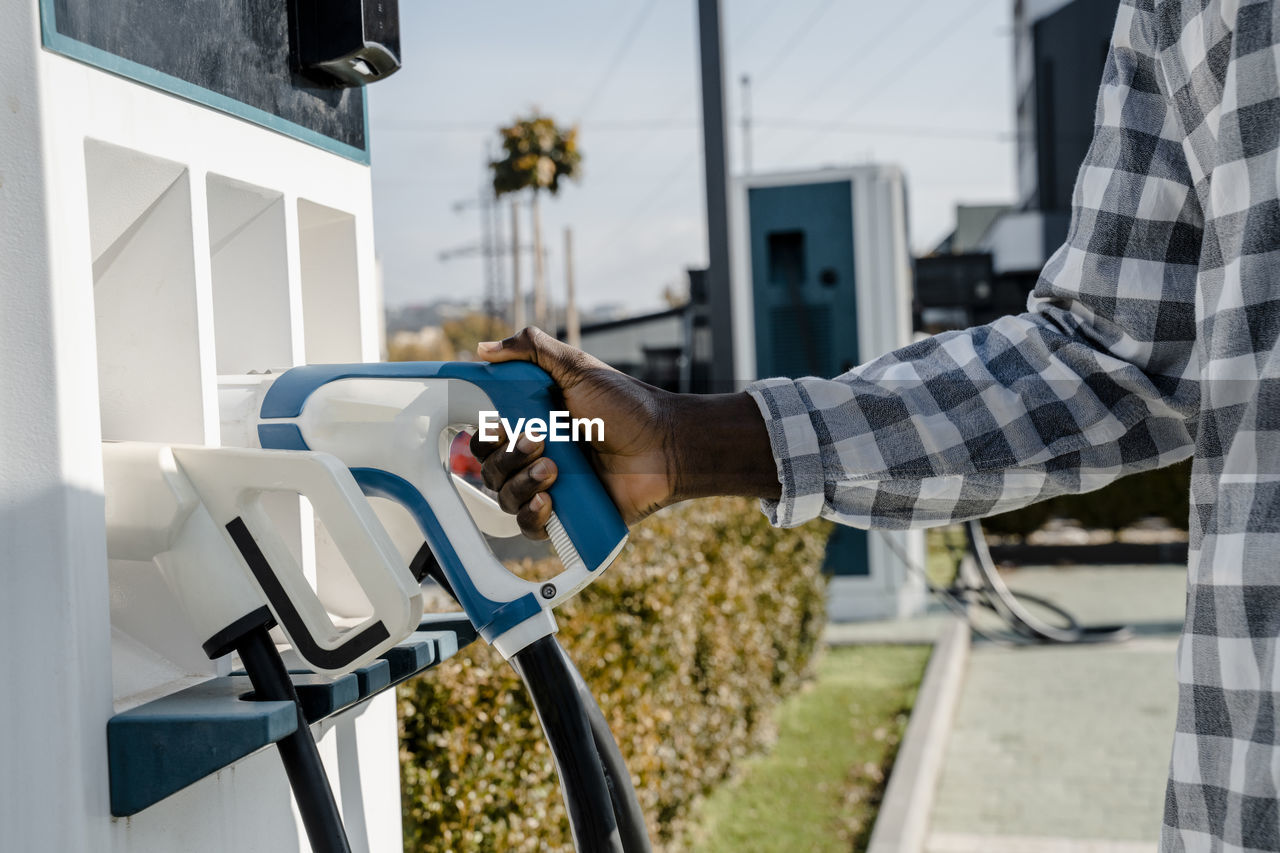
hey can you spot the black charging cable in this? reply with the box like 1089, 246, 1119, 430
510, 636, 626, 852
875, 520, 1131, 645
415, 544, 652, 852
215, 520, 353, 853
234, 625, 353, 853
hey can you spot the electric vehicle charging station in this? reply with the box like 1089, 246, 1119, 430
0, 1, 421, 850
729, 166, 928, 622
1, 3, 651, 849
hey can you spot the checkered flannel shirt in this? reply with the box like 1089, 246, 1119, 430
748, 0, 1280, 847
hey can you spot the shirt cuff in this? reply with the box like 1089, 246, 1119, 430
746, 378, 826, 528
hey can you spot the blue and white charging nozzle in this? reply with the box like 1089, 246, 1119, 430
229, 360, 630, 659
217, 361, 650, 852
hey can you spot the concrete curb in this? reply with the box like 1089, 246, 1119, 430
866, 615, 970, 853
926, 832, 1156, 852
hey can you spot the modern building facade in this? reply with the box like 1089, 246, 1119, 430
917, 0, 1120, 332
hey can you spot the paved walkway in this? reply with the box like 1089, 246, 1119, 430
933, 565, 1184, 851
830, 564, 1188, 852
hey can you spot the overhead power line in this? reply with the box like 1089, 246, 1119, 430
776, 0, 933, 123
601, 154, 699, 246
755, 118, 1015, 141
577, 0, 661, 120
591, 0, 1000, 262
785, 0, 996, 162
730, 2, 777, 52
583, 0, 802, 239
593, 117, 1012, 248
752, 0, 838, 85
378, 118, 699, 134
376, 117, 1018, 141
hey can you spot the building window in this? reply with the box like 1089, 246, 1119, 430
767, 230, 806, 286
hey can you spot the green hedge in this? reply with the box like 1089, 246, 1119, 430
981, 459, 1192, 537
398, 497, 830, 851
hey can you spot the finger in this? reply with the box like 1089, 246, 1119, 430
480, 434, 544, 492
497, 456, 558, 514
469, 424, 505, 461
476, 327, 609, 388
515, 492, 553, 540
476, 326, 547, 364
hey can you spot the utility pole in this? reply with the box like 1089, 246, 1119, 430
476, 186, 499, 336
441, 184, 504, 335
488, 187, 506, 337
511, 198, 525, 330
740, 74, 752, 175
439, 205, 536, 334
531, 194, 548, 330
563, 227, 580, 349
697, 0, 736, 391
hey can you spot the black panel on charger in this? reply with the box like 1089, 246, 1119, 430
49, 0, 367, 153
295, 0, 401, 87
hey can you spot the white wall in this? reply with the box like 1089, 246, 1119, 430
89, 143, 212, 445
299, 200, 365, 365
0, 5, 114, 850
208, 174, 298, 374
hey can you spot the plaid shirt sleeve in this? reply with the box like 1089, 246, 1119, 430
747, 1, 1201, 530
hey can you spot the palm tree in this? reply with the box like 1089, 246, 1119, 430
490, 113, 582, 330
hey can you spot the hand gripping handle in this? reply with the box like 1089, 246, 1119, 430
257, 361, 630, 657
466, 363, 630, 577
172, 446, 423, 675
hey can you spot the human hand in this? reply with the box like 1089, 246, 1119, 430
470, 327, 677, 539
470, 327, 779, 540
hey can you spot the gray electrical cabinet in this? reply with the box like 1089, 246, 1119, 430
732, 167, 926, 621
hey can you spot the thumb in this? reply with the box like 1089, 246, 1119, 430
476, 326, 590, 387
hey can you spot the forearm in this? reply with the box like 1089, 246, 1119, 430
665, 391, 781, 503
748, 310, 1197, 529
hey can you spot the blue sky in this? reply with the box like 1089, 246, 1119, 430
368, 0, 1016, 313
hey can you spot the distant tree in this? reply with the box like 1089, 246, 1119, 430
442, 313, 512, 357
387, 326, 452, 362
490, 113, 582, 330
386, 313, 513, 363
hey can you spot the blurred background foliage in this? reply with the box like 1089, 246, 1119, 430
981, 459, 1192, 537
490, 114, 582, 198
398, 497, 830, 851
387, 313, 512, 362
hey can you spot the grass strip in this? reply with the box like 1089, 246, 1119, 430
686, 644, 932, 853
